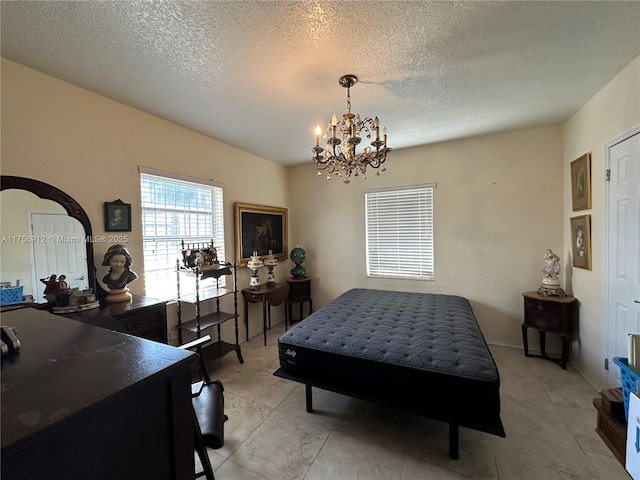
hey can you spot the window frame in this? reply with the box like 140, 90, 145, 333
139, 167, 226, 300
364, 183, 436, 280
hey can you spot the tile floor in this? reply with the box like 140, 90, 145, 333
199, 327, 629, 480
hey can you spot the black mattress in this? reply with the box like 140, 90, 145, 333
277, 288, 504, 437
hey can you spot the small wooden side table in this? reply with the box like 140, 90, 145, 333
522, 291, 577, 369
287, 277, 312, 328
242, 283, 289, 346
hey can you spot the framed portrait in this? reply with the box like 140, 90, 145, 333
104, 200, 131, 232
571, 153, 591, 211
234, 203, 288, 267
570, 215, 592, 270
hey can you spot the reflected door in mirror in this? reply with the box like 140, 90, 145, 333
31, 213, 89, 293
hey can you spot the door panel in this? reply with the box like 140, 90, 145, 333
606, 131, 640, 386
30, 213, 89, 299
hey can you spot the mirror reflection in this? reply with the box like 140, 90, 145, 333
1, 189, 89, 303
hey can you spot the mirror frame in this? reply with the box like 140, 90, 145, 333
1, 175, 97, 293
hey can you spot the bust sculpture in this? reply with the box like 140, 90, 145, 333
102, 244, 138, 302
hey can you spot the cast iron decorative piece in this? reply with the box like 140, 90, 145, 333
313, 74, 391, 183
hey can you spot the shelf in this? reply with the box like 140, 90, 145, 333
201, 340, 242, 364
178, 264, 232, 280
177, 311, 238, 332
175, 249, 241, 364
178, 287, 235, 303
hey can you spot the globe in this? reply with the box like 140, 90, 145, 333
290, 247, 306, 265
290, 247, 306, 278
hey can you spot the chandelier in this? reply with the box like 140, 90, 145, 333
313, 74, 391, 183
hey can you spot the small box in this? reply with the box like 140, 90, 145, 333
0, 286, 24, 306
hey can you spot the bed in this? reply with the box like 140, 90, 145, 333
274, 288, 505, 459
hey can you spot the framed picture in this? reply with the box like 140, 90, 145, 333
570, 215, 592, 270
104, 200, 131, 232
571, 153, 591, 211
234, 203, 288, 267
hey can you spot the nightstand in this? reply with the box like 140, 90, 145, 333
522, 291, 577, 369
287, 277, 312, 328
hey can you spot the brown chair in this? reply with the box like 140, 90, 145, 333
179, 335, 227, 480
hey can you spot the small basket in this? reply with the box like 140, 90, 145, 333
0, 286, 24, 306
612, 357, 640, 420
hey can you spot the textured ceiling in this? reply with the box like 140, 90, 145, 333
1, 1, 639, 166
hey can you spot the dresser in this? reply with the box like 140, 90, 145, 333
61, 294, 167, 343
1, 308, 197, 480
522, 291, 577, 369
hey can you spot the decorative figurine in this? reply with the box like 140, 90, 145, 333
290, 246, 306, 279
101, 244, 138, 302
40, 274, 59, 302
538, 249, 566, 296
247, 251, 263, 290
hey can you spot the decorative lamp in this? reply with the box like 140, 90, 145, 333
247, 251, 264, 290
312, 74, 391, 184
263, 250, 278, 287
538, 249, 566, 296
290, 246, 306, 279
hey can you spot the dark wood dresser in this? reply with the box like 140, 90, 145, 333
61, 294, 167, 343
1, 308, 197, 480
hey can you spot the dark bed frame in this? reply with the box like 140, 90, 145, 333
273, 289, 505, 460
273, 366, 471, 459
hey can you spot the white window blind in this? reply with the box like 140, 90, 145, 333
140, 171, 225, 299
365, 184, 435, 279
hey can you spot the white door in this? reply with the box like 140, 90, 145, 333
30, 213, 89, 300
606, 129, 640, 387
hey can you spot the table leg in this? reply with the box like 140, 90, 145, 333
262, 300, 267, 346
243, 295, 249, 342
561, 335, 570, 369
284, 299, 289, 332
539, 330, 546, 356
522, 324, 529, 356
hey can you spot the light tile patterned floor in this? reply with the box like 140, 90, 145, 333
199, 327, 629, 480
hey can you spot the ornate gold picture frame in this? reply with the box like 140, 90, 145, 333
570, 153, 591, 211
234, 203, 288, 267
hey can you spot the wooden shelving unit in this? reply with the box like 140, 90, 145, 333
176, 260, 243, 364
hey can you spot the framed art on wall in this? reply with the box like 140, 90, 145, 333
234, 202, 288, 267
570, 215, 591, 270
104, 200, 131, 232
571, 153, 591, 211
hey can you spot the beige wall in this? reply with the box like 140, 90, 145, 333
289, 125, 565, 349
1, 58, 290, 341
563, 55, 640, 388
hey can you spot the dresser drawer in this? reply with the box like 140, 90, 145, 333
244, 291, 264, 303
287, 278, 311, 303
523, 297, 573, 334
114, 303, 167, 343
525, 305, 564, 332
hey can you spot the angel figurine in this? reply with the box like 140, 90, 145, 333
538, 249, 565, 296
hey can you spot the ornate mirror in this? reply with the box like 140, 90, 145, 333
1, 176, 97, 302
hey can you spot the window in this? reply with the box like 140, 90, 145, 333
365, 184, 435, 280
140, 169, 225, 299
